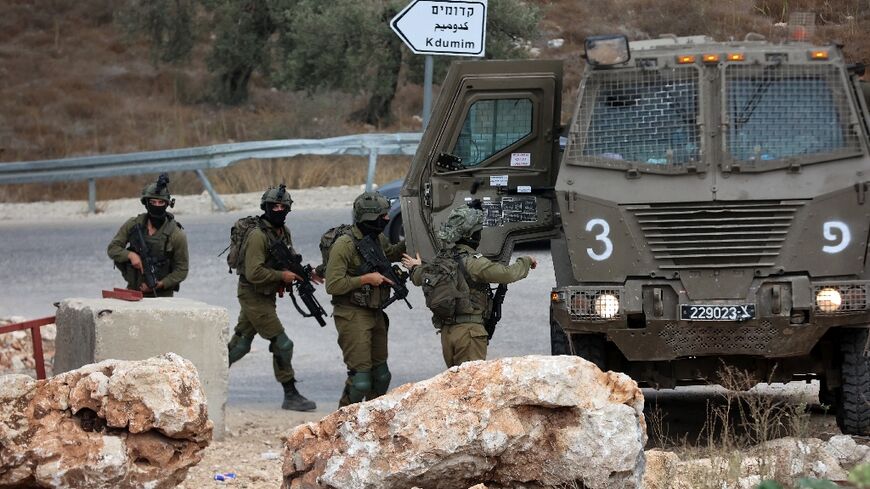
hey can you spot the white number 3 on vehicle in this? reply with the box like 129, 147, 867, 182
585, 218, 613, 261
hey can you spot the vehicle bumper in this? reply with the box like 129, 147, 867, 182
550, 277, 870, 361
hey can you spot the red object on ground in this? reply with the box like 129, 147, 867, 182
102, 288, 143, 301
0, 316, 56, 380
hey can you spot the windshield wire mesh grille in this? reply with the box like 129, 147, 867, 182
565, 67, 700, 169
725, 64, 861, 164
624, 200, 806, 269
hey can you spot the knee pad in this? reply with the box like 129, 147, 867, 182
269, 332, 294, 370
228, 333, 254, 365
371, 363, 391, 396
348, 371, 372, 404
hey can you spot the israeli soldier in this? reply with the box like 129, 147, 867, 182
403, 205, 537, 368
226, 185, 319, 411
325, 191, 406, 407
107, 173, 189, 297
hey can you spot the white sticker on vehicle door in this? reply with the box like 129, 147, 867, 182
490, 175, 508, 187
510, 153, 531, 167
517, 185, 531, 193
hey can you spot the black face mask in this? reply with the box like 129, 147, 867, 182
264, 208, 290, 227
145, 203, 168, 227
358, 217, 388, 236
459, 229, 482, 249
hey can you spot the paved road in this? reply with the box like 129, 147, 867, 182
0, 209, 552, 411
2, 210, 829, 441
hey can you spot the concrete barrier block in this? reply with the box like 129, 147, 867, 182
54, 298, 230, 439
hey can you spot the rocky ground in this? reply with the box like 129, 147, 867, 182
181, 407, 325, 488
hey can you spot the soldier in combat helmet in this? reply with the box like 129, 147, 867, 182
107, 173, 189, 297
402, 204, 537, 367
325, 191, 406, 407
226, 185, 320, 411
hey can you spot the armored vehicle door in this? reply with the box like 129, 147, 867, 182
401, 60, 563, 261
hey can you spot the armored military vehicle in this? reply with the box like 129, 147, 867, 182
400, 34, 870, 435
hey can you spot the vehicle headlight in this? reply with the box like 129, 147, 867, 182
815, 287, 842, 313
594, 293, 620, 319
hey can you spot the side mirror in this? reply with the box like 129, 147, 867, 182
584, 35, 631, 67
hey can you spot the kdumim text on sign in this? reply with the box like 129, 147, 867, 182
426, 38, 477, 49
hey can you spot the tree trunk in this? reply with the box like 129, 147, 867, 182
351, 34, 403, 126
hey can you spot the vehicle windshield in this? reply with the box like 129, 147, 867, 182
565, 67, 700, 171
725, 64, 862, 165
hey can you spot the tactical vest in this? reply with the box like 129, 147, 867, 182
331, 231, 392, 309
124, 215, 180, 291
238, 219, 293, 293
444, 250, 492, 326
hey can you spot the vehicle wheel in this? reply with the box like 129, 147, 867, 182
571, 333, 607, 371
550, 318, 570, 355
836, 328, 870, 435
389, 213, 404, 244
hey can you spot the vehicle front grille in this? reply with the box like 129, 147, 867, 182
624, 200, 806, 269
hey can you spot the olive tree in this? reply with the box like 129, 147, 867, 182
120, 0, 540, 122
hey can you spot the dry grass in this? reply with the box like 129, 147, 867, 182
1, 0, 868, 201
646, 365, 822, 488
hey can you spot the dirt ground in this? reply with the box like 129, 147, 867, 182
181, 407, 328, 488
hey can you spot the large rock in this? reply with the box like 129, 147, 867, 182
53, 298, 230, 439
644, 436, 870, 489
283, 355, 646, 489
0, 353, 212, 488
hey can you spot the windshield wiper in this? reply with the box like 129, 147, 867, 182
734, 63, 781, 129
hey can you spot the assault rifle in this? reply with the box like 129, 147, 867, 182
355, 234, 412, 309
268, 240, 328, 327
484, 284, 508, 340
128, 224, 160, 296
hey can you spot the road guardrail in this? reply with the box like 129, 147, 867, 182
0, 133, 422, 212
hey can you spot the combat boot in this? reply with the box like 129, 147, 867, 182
281, 380, 316, 412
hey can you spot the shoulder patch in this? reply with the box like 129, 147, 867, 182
472, 253, 483, 259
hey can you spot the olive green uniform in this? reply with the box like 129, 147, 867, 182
227, 219, 299, 383
325, 225, 405, 406
107, 213, 189, 297
411, 244, 532, 367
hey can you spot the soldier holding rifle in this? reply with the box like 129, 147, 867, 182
107, 173, 189, 297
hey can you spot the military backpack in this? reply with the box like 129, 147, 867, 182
315, 224, 355, 277
419, 248, 473, 324
221, 216, 262, 273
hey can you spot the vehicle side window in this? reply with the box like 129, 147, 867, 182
453, 98, 533, 166
725, 64, 862, 165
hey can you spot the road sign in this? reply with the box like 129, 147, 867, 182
390, 0, 487, 57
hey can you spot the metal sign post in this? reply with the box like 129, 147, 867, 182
391, 0, 488, 129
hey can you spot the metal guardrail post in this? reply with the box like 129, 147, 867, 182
365, 147, 379, 192
88, 179, 96, 214
195, 169, 227, 212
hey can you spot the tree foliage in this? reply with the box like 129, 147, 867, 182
119, 0, 541, 124
118, 0, 197, 65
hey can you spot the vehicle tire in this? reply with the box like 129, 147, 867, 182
550, 318, 570, 355
836, 328, 870, 435
571, 333, 607, 371
389, 213, 403, 244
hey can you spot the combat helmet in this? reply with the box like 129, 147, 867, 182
140, 173, 174, 207
437, 205, 484, 244
352, 191, 390, 223
260, 184, 293, 211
